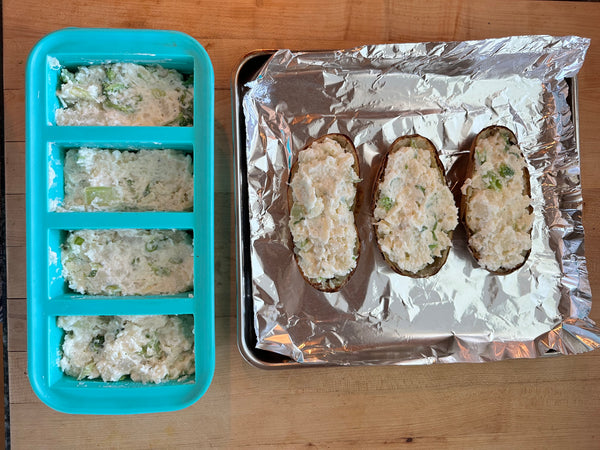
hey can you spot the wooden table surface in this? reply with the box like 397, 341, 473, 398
3, 0, 600, 448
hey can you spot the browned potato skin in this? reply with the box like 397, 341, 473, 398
460, 125, 533, 275
288, 134, 361, 292
372, 134, 454, 278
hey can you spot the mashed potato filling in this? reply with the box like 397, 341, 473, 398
62, 148, 193, 212
461, 129, 533, 271
56, 63, 193, 126
374, 144, 458, 274
61, 229, 193, 296
289, 138, 360, 281
58, 315, 195, 383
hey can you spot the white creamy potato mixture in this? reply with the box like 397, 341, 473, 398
61, 229, 194, 296
462, 130, 533, 271
58, 315, 195, 383
56, 63, 193, 126
374, 144, 458, 274
62, 148, 193, 212
289, 138, 360, 281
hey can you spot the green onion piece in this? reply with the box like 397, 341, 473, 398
90, 334, 104, 350
501, 133, 513, 152
84, 186, 115, 206
60, 69, 75, 84
145, 240, 158, 252
475, 150, 487, 165
482, 171, 502, 191
178, 113, 192, 126
70, 86, 95, 101
151, 88, 166, 98
104, 100, 135, 114
88, 269, 97, 278
164, 112, 193, 127
151, 339, 162, 355
429, 244, 438, 251
105, 67, 116, 81
290, 203, 304, 224
139, 338, 161, 358
74, 236, 85, 245
499, 163, 515, 178
139, 345, 149, 358
416, 185, 426, 194
105, 285, 121, 295
148, 263, 171, 277
378, 196, 394, 212
103, 82, 126, 93
151, 265, 171, 277
146, 337, 163, 358
79, 362, 96, 379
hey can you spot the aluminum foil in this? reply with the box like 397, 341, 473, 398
242, 35, 598, 364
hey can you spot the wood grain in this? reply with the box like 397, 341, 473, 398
4, 143, 25, 195
8, 316, 600, 448
4, 0, 600, 448
8, 318, 600, 448
0, 324, 4, 448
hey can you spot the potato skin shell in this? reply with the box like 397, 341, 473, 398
459, 125, 533, 275
288, 134, 361, 292
372, 134, 454, 278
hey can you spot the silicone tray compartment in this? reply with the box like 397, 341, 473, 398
47, 141, 194, 213
26, 28, 215, 414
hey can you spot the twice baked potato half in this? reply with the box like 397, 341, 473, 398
372, 135, 458, 278
460, 126, 533, 275
288, 134, 361, 292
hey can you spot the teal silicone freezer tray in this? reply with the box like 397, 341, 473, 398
25, 28, 215, 414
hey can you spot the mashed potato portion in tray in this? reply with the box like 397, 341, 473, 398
58, 315, 195, 383
62, 148, 193, 212
56, 62, 193, 126
61, 229, 194, 296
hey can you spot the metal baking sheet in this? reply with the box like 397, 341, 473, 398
233, 37, 598, 368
